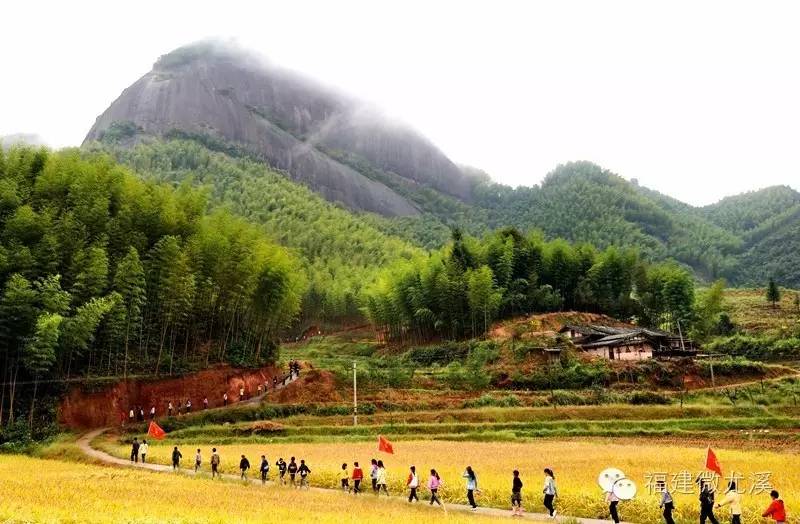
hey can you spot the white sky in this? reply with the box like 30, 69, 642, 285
2, 0, 799, 205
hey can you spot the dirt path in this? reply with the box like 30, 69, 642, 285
77, 428, 625, 523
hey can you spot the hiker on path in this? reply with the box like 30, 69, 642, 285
543, 468, 557, 518
240, 455, 250, 480
167, 401, 173, 417
352, 462, 363, 494
511, 469, 523, 517
606, 489, 621, 524
128, 408, 134, 424
138, 407, 145, 421
463, 466, 479, 511
140, 439, 149, 463
223, 392, 228, 406
657, 480, 675, 524
377, 460, 388, 495
407, 465, 419, 502
762, 490, 786, 524
273, 376, 278, 388
149, 406, 155, 420
211, 448, 221, 479
298, 459, 311, 489
717, 481, 743, 524
428, 469, 443, 507
260, 455, 269, 484
239, 386, 245, 401
130, 437, 140, 463
700, 480, 720, 524
287, 457, 298, 487
276, 457, 287, 485
257, 384, 262, 396
194, 449, 202, 473
172, 446, 182, 470
185, 399, 192, 413
341, 463, 351, 493
370, 459, 379, 492
203, 397, 209, 410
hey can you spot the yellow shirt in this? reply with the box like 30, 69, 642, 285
718, 491, 743, 515
341, 469, 350, 481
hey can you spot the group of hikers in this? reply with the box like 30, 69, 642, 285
125, 362, 302, 424
651, 479, 787, 524
128, 439, 789, 523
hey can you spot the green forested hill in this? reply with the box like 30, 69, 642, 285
88, 139, 426, 323
93, 137, 800, 295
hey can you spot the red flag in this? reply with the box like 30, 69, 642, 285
148, 421, 166, 440
706, 446, 722, 476
377, 435, 394, 454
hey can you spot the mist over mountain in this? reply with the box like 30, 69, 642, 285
84, 41, 800, 287
84, 41, 473, 217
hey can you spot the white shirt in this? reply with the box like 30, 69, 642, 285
409, 473, 419, 488
140, 443, 149, 455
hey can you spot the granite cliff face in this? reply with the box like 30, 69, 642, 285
84, 42, 473, 216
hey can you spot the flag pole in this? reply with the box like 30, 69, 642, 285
353, 361, 358, 427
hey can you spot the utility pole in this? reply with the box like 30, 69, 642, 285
353, 361, 358, 426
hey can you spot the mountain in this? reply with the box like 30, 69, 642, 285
84, 42, 800, 289
84, 41, 474, 217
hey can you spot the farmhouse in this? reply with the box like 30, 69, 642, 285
558, 324, 694, 360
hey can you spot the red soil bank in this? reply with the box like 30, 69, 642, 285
59, 364, 281, 429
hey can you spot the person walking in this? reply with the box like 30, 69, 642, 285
130, 437, 140, 463
298, 459, 311, 489
239, 386, 245, 402
194, 449, 202, 473
149, 406, 156, 420
717, 481, 743, 524
203, 397, 209, 410
172, 446, 182, 470
240, 454, 250, 480
428, 469, 443, 507
370, 459, 379, 493
167, 401, 173, 417
211, 448, 221, 479
352, 462, 363, 494
543, 468, 557, 518
657, 480, 675, 524
511, 469, 523, 517
407, 465, 420, 502
762, 490, 786, 524
223, 392, 228, 406
260, 455, 270, 484
606, 489, 621, 524
463, 466, 479, 511
273, 376, 278, 389
341, 463, 351, 493
128, 408, 135, 424
700, 480, 720, 524
287, 457, 298, 487
276, 457, 287, 485
377, 460, 388, 495
140, 439, 149, 464
138, 407, 145, 422
185, 399, 192, 413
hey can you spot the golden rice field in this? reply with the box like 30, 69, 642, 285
0, 455, 516, 524
104, 438, 799, 523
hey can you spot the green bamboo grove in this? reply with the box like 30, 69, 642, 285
0, 146, 305, 426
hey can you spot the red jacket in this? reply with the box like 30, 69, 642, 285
763, 499, 786, 522
352, 467, 363, 480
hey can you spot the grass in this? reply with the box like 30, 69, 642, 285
0, 454, 518, 523
98, 439, 800, 523
723, 287, 800, 335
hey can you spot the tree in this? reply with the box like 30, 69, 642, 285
766, 278, 781, 309
110, 247, 146, 377
467, 265, 502, 336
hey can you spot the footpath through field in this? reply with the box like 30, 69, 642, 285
78, 428, 627, 523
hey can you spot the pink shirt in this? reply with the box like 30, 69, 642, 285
428, 476, 441, 490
